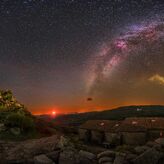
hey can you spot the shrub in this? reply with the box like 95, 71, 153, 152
22, 116, 35, 132
5, 113, 35, 133
0, 112, 8, 122
1, 90, 13, 101
0, 104, 6, 110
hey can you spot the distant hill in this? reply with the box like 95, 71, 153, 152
53, 105, 164, 126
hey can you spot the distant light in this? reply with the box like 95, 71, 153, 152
151, 119, 156, 122
132, 121, 137, 125
137, 108, 142, 111
100, 122, 105, 126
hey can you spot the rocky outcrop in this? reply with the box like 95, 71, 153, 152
0, 133, 164, 164
132, 148, 163, 164
59, 149, 79, 164
79, 150, 96, 160
57, 149, 98, 164
155, 138, 164, 147
0, 135, 60, 163
97, 150, 115, 159
113, 153, 126, 164
99, 157, 113, 163
134, 145, 150, 155
34, 154, 55, 164
46, 150, 61, 162
97, 150, 115, 164
97, 138, 164, 164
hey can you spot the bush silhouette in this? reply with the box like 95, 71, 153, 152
5, 113, 35, 133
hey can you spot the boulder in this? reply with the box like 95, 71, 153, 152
79, 150, 96, 160
125, 153, 138, 161
97, 150, 115, 159
146, 141, 158, 147
113, 153, 126, 164
46, 149, 61, 162
132, 148, 163, 164
3, 135, 59, 162
34, 154, 55, 164
0, 123, 5, 132
155, 138, 164, 147
98, 157, 113, 164
134, 146, 150, 155
57, 136, 69, 149
59, 149, 80, 164
10, 127, 21, 135
154, 144, 162, 151
79, 158, 97, 164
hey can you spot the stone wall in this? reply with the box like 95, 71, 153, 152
105, 132, 121, 146
148, 130, 164, 141
79, 129, 91, 142
122, 132, 146, 145
91, 130, 104, 144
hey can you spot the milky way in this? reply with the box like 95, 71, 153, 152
0, 0, 164, 113
87, 20, 164, 98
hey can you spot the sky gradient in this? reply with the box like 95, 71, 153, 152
0, 0, 163, 114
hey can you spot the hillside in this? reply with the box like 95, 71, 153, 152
53, 105, 164, 126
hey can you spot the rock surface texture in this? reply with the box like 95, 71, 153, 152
97, 138, 164, 164
0, 135, 60, 163
0, 133, 164, 164
34, 154, 55, 164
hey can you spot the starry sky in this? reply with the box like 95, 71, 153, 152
0, 0, 163, 114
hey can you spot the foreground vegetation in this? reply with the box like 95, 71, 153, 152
0, 90, 37, 140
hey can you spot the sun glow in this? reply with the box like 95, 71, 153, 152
52, 111, 56, 115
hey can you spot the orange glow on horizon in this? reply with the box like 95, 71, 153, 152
30, 101, 164, 115
52, 111, 56, 115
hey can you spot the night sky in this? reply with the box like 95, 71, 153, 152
0, 0, 163, 114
